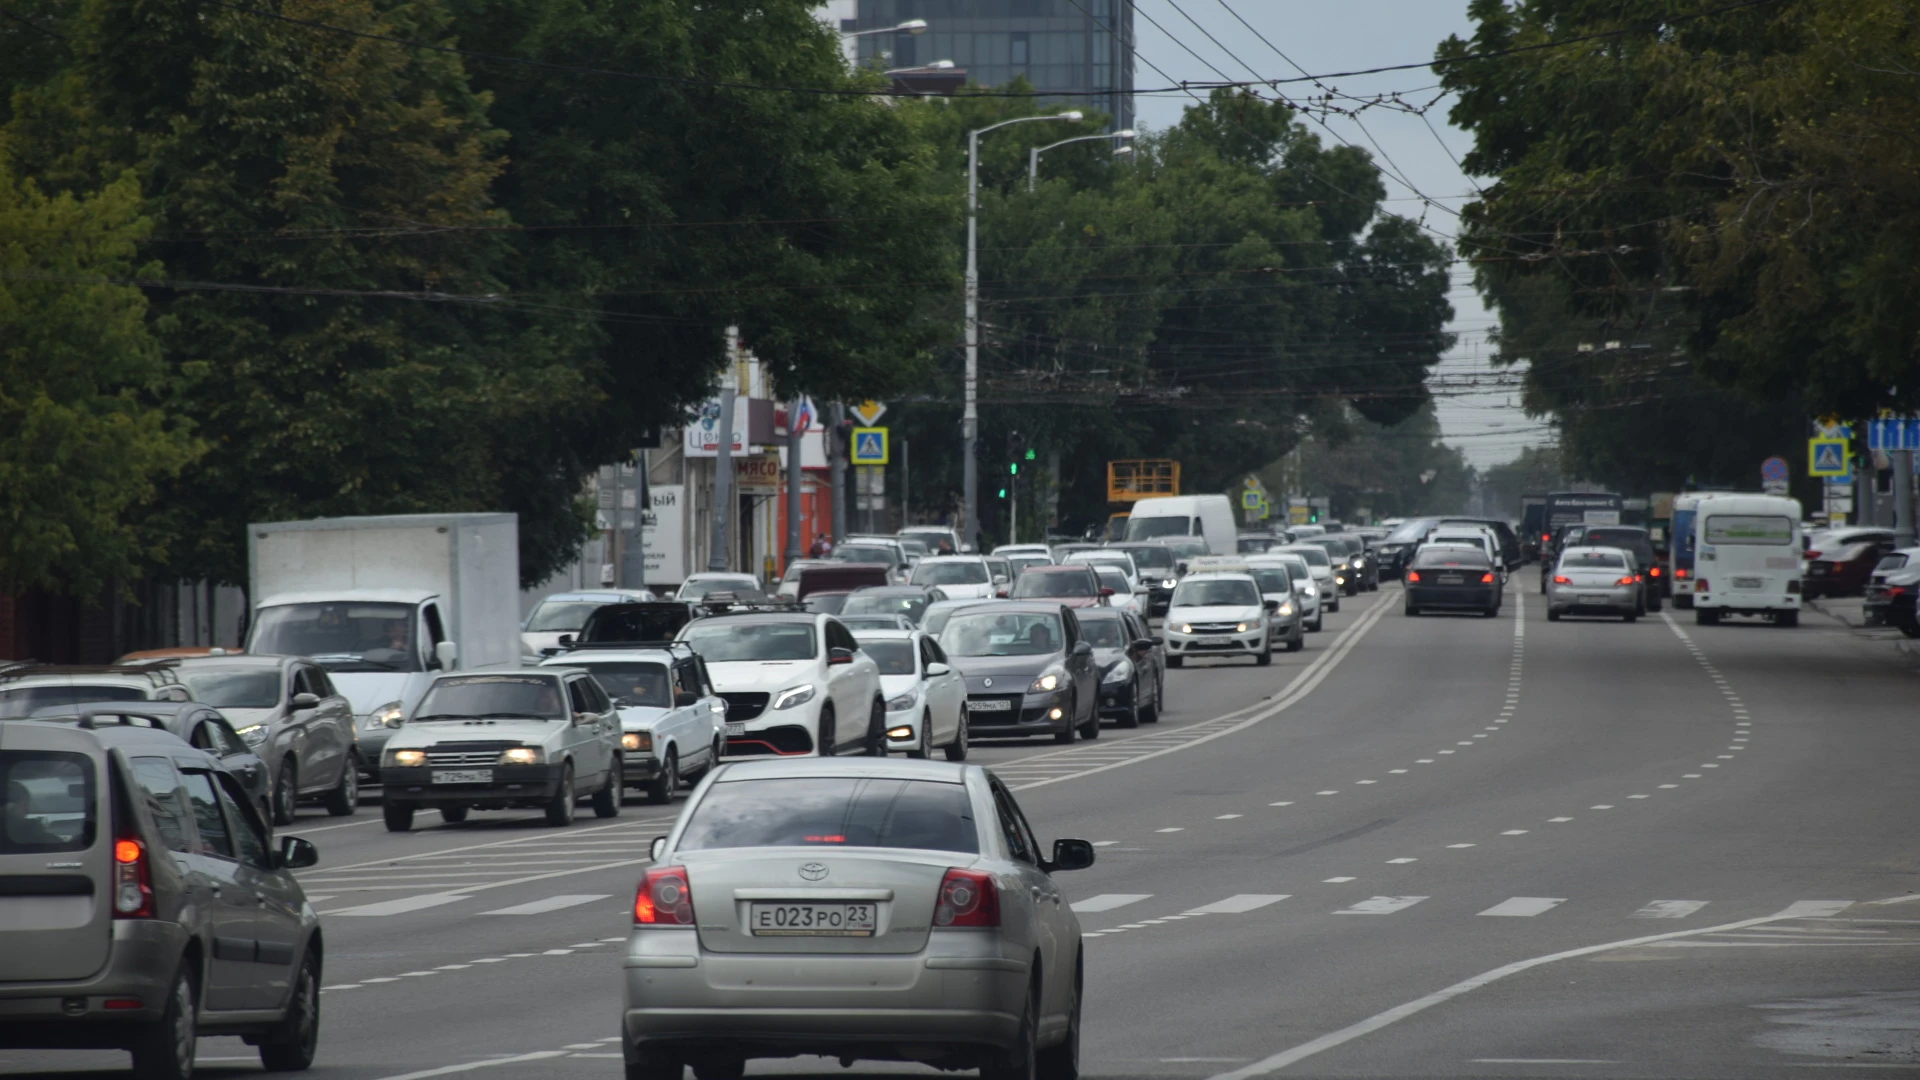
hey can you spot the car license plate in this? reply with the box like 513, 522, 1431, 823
968, 699, 1012, 712
431, 769, 492, 784
749, 902, 876, 936
1437, 574, 1463, 585
1732, 576, 1764, 589
1809, 564, 1828, 574
1578, 595, 1607, 605
1198, 636, 1233, 645
725, 722, 747, 737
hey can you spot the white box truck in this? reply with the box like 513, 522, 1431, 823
244, 513, 521, 776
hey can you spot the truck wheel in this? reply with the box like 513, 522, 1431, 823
439, 805, 468, 824
643, 752, 677, 806
258, 951, 320, 1071
1696, 608, 1720, 626
130, 965, 196, 1080
1777, 609, 1799, 628
322, 757, 358, 817
592, 760, 622, 818
383, 802, 414, 832
544, 764, 576, 826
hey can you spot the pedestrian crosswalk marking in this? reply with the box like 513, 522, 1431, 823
1479, 897, 1566, 917
330, 892, 471, 917
1070, 893, 1153, 913
479, 894, 611, 916
1776, 900, 1853, 918
1334, 896, 1428, 916
1185, 894, 1289, 914
1633, 900, 1708, 919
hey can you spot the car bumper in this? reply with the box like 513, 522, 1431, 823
884, 705, 922, 750
1547, 586, 1635, 614
1407, 586, 1500, 609
355, 725, 393, 778
622, 938, 1027, 1054
623, 755, 664, 783
379, 763, 566, 804
0, 921, 190, 1040
1164, 631, 1267, 656
964, 691, 1070, 736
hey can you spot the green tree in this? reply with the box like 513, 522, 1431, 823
1479, 445, 1564, 520
1287, 403, 1474, 521
0, 148, 198, 595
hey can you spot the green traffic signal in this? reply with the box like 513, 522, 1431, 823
997, 488, 1008, 499
1010, 462, 1019, 476
1024, 449, 1036, 461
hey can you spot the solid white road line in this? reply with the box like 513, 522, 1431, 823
1185, 894, 1289, 914
1478, 897, 1566, 918
1633, 900, 1708, 919
372, 1050, 571, 1080
1206, 899, 1880, 1080
477, 894, 611, 916
1777, 900, 1854, 917
1333, 896, 1427, 916
1070, 894, 1153, 913
330, 893, 473, 917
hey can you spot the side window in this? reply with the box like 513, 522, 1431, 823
673, 664, 701, 701
292, 667, 317, 699
918, 638, 937, 671
566, 680, 591, 716
188, 723, 218, 753
214, 774, 271, 870
213, 721, 249, 757
421, 604, 447, 646
180, 770, 234, 859
308, 668, 336, 698
695, 657, 716, 697
129, 757, 197, 854
989, 784, 1034, 865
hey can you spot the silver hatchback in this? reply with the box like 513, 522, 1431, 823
1547, 546, 1642, 622
623, 758, 1093, 1080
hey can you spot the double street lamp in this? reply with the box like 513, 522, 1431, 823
961, 111, 1083, 550
841, 18, 927, 38
1028, 129, 1136, 192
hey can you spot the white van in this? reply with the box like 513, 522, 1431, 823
1692, 494, 1803, 627
1123, 495, 1238, 555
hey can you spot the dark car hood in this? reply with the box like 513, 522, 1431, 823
945, 652, 1064, 692
1093, 647, 1128, 672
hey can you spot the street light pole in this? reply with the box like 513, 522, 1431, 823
964, 111, 1081, 553
840, 18, 927, 39
1027, 130, 1135, 193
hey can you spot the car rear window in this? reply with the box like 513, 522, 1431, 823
0, 685, 145, 719
1, 750, 95, 853
1414, 549, 1491, 569
679, 777, 978, 853
1561, 550, 1627, 569
1010, 569, 1097, 598
1704, 515, 1794, 545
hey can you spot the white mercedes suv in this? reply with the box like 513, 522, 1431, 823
675, 612, 887, 757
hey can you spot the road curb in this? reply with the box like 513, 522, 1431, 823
1806, 598, 1920, 663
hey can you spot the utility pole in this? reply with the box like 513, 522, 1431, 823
901, 440, 910, 529
619, 448, 648, 591
829, 402, 848, 543
1897, 450, 1917, 547
708, 328, 739, 573
783, 397, 804, 573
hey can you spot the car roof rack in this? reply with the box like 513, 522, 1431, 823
0, 660, 185, 686
559, 640, 694, 655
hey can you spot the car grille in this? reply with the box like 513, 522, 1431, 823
719, 692, 770, 722
726, 724, 813, 756
425, 742, 519, 767
1185, 622, 1242, 634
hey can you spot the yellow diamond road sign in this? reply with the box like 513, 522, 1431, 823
850, 400, 887, 426
1808, 437, 1848, 477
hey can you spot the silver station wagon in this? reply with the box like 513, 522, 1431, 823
622, 758, 1094, 1080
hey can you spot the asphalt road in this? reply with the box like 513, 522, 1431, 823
9, 579, 1920, 1080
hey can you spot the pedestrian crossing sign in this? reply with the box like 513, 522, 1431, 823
851, 426, 889, 465
1808, 437, 1848, 477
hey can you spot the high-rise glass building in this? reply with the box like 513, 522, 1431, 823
847, 0, 1136, 131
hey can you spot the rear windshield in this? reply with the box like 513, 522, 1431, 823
0, 685, 145, 719
1561, 550, 1627, 570
1704, 515, 1794, 545
2, 750, 94, 853
1414, 549, 1491, 569
912, 562, 989, 586
860, 641, 916, 676
1584, 529, 1652, 553
679, 777, 978, 853
576, 662, 670, 708
1011, 569, 1097, 598
176, 669, 279, 709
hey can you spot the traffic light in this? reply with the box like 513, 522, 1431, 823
1308, 511, 1319, 523
1024, 449, 1036, 462
997, 487, 1008, 499
1009, 462, 1019, 476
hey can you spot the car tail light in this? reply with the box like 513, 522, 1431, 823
933, 868, 1000, 928
1787, 580, 1802, 594
1480, 572, 1495, 583
113, 838, 153, 918
1405, 571, 1421, 582
633, 866, 694, 926
1695, 578, 1709, 592
1552, 575, 1571, 585
1804, 550, 1822, 562
1887, 585, 1904, 597
1540, 533, 1550, 544
1676, 568, 1689, 579
1649, 566, 1661, 577
1616, 576, 1637, 586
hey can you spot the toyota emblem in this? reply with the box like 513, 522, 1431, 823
798, 862, 830, 881
983, 677, 994, 688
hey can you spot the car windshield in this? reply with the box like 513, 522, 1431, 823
1113, 546, 1174, 571
525, 600, 606, 632
840, 594, 929, 622
248, 602, 419, 672
680, 622, 818, 662
581, 606, 690, 644
176, 669, 281, 709
1011, 570, 1096, 598
834, 547, 897, 566
1125, 516, 1198, 540
1561, 551, 1626, 570
1285, 547, 1331, 568
912, 562, 989, 586
1010, 557, 1051, 573
940, 611, 1067, 657
1079, 618, 1128, 648
680, 577, 758, 599
2, 750, 94, 853
896, 538, 930, 556
578, 662, 670, 708
0, 685, 145, 719
1158, 540, 1208, 559
1251, 568, 1292, 594
803, 593, 849, 614
859, 641, 916, 675
1384, 519, 1436, 544
414, 674, 565, 721
1172, 579, 1261, 607
1094, 567, 1131, 592
839, 616, 904, 631
677, 777, 978, 854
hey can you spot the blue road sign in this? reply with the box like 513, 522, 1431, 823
1761, 456, 1788, 483
851, 426, 889, 466
1868, 417, 1920, 452
1809, 438, 1848, 477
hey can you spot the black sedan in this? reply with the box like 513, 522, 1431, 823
1078, 608, 1165, 729
1404, 548, 1502, 617
934, 602, 1101, 744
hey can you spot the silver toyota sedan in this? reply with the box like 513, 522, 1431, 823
1547, 545, 1642, 622
622, 758, 1093, 1080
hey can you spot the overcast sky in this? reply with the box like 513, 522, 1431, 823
1130, 0, 1546, 469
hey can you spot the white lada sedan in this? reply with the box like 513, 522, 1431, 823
622, 758, 1095, 1080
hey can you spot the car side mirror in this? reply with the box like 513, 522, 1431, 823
1264, 599, 1280, 612
434, 640, 459, 670
558, 634, 575, 647
674, 690, 699, 708
277, 835, 319, 871
1149, 635, 1164, 647
1131, 638, 1156, 653
926, 662, 951, 676
828, 646, 855, 666
1047, 838, 1095, 872
1072, 641, 1093, 657
649, 836, 668, 861
290, 692, 320, 710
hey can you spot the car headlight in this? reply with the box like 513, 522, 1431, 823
886, 692, 917, 711
1161, 578, 1178, 589
1101, 660, 1133, 685
1178, 623, 1193, 634
1335, 575, 1347, 584
498, 747, 543, 765
621, 732, 651, 752
236, 723, 269, 747
1277, 601, 1294, 616
1235, 622, 1250, 633
385, 749, 427, 768
1303, 583, 1317, 597
1030, 672, 1062, 693
366, 701, 405, 729
772, 684, 817, 710
1354, 557, 1366, 567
